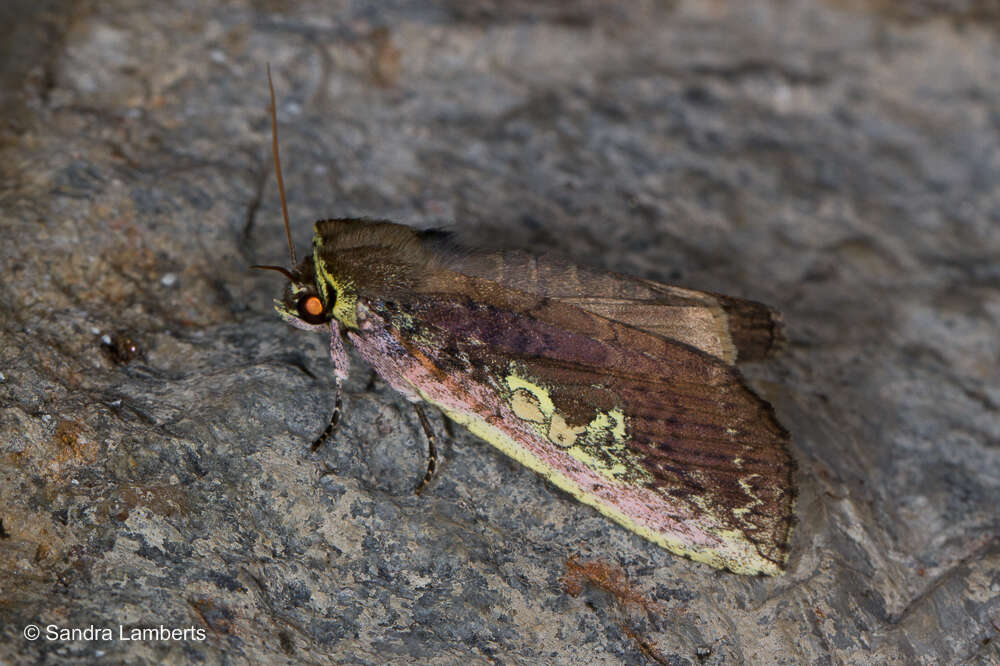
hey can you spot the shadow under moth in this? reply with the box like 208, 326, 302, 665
255, 68, 795, 576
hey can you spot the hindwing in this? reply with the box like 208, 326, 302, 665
449, 249, 785, 364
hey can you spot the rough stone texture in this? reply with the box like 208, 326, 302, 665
1, 1, 998, 664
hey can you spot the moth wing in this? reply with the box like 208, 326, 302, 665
380, 275, 794, 574
448, 250, 784, 364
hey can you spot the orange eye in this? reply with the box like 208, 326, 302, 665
304, 296, 323, 316
296, 293, 328, 325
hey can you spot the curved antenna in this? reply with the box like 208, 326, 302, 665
267, 64, 295, 265
250, 264, 297, 282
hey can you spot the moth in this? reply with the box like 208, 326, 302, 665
255, 69, 795, 575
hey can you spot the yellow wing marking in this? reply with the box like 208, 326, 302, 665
509, 389, 546, 423
503, 371, 640, 481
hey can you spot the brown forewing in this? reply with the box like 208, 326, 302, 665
381, 271, 796, 568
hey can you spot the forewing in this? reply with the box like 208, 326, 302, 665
368, 274, 795, 574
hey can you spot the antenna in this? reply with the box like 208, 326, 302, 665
249, 264, 297, 281
267, 64, 295, 265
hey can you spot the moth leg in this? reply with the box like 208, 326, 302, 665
310, 377, 343, 452
364, 370, 378, 392
413, 403, 440, 496
328, 321, 350, 381
312, 321, 350, 452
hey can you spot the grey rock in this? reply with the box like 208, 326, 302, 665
1, 1, 998, 664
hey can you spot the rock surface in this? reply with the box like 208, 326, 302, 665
1, 1, 998, 663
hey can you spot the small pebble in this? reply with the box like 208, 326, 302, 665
161, 273, 178, 287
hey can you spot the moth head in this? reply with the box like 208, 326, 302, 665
253, 257, 334, 331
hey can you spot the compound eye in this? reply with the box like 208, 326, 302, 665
297, 294, 327, 325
